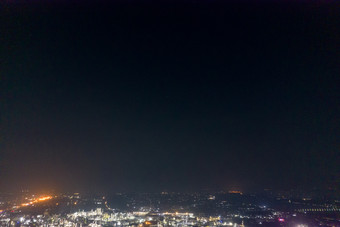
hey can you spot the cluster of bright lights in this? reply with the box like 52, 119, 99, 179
21, 196, 52, 207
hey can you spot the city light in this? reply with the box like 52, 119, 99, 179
19, 196, 53, 209
0, 192, 338, 226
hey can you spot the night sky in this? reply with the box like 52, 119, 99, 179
1, 1, 339, 193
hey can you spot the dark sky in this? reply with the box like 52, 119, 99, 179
1, 1, 339, 193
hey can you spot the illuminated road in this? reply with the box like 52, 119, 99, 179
17, 196, 54, 209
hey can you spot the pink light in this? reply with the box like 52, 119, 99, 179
278, 218, 285, 222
